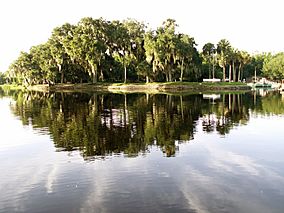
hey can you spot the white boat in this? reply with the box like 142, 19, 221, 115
203, 94, 221, 100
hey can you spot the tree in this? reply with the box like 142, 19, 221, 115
49, 29, 69, 83
136, 60, 152, 83
108, 20, 133, 83
156, 19, 178, 82
123, 19, 146, 61
217, 39, 231, 81
7, 17, 266, 85
189, 48, 202, 81
227, 48, 236, 82
263, 53, 284, 80
8, 51, 40, 85
0, 72, 5, 84
237, 51, 250, 82
30, 43, 57, 84
78, 17, 108, 83
175, 34, 197, 81
202, 42, 216, 79
144, 30, 159, 82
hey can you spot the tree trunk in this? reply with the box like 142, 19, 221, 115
124, 65, 127, 83
232, 61, 236, 82
180, 59, 184, 82
100, 69, 104, 82
58, 64, 64, 84
60, 72, 64, 84
91, 64, 97, 84
223, 65, 226, 81
229, 64, 232, 82
254, 67, 257, 83
168, 66, 172, 82
152, 62, 155, 82
146, 76, 149, 83
208, 61, 211, 79
238, 65, 242, 82
212, 60, 215, 79
241, 67, 244, 82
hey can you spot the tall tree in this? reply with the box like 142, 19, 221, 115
49, 28, 70, 83
144, 30, 159, 82
217, 39, 231, 81
176, 34, 197, 81
123, 19, 147, 82
109, 20, 133, 83
83, 17, 108, 83
8, 51, 34, 84
155, 19, 178, 82
202, 42, 216, 79
238, 51, 251, 81
30, 43, 56, 84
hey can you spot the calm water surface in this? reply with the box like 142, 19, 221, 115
0, 89, 284, 213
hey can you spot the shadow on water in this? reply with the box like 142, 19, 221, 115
2, 88, 284, 160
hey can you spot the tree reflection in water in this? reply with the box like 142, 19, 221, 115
4, 88, 282, 160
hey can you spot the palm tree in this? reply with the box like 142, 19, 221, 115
238, 51, 250, 82
202, 42, 216, 79
227, 48, 238, 82
217, 39, 231, 81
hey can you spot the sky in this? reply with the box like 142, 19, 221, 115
1, 0, 284, 72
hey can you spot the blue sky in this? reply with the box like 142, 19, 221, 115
1, 0, 284, 72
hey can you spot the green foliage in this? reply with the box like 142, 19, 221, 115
202, 42, 216, 78
263, 53, 284, 80
0, 73, 6, 84
7, 17, 206, 85
6, 17, 282, 86
217, 39, 232, 81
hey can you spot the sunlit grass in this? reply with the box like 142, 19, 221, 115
0, 82, 250, 94
0, 84, 25, 91
109, 81, 246, 87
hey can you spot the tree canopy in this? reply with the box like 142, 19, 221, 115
5, 17, 283, 85
263, 53, 284, 80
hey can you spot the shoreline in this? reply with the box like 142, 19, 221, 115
1, 82, 252, 94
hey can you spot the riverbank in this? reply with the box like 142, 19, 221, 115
1, 82, 251, 94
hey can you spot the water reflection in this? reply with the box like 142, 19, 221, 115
3, 89, 282, 159
1, 89, 284, 213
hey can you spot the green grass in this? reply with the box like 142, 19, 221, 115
162, 81, 245, 86
0, 81, 250, 93
0, 84, 25, 91
108, 81, 246, 87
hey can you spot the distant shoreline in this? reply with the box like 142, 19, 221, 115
1, 82, 252, 94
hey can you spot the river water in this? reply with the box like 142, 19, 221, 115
0, 89, 284, 213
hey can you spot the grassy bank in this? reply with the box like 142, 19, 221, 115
1, 82, 251, 94
0, 84, 26, 91
22, 82, 251, 94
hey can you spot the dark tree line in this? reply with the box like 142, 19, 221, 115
6, 18, 199, 85
4, 17, 284, 85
